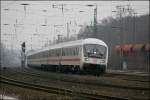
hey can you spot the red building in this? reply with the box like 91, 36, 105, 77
109, 43, 149, 72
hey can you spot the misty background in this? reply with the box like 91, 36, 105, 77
1, 1, 149, 68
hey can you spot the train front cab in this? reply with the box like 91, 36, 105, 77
81, 43, 108, 75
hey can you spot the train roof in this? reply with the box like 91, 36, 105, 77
27, 38, 107, 56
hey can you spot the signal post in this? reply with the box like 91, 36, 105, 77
21, 42, 26, 68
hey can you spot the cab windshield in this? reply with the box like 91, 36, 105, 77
84, 44, 106, 58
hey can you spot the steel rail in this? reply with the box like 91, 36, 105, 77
25, 67, 149, 83
0, 75, 130, 100
17, 68, 150, 91
104, 73, 149, 82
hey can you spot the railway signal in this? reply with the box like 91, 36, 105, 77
22, 42, 26, 52
21, 42, 26, 67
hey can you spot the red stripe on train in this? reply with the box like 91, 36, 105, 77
46, 58, 80, 62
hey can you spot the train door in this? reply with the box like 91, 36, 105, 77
57, 48, 62, 72
80, 45, 84, 70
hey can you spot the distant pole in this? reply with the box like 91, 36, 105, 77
115, 5, 127, 70
133, 12, 137, 43
31, 37, 32, 50
20, 3, 29, 17
0, 38, 1, 68
67, 22, 70, 39
93, 4, 97, 38
43, 10, 47, 25
57, 34, 62, 43
0, 26, 1, 68
86, 4, 98, 38
61, 4, 64, 15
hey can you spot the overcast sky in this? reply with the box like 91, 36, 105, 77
1, 1, 149, 51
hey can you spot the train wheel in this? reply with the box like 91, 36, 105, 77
74, 66, 80, 74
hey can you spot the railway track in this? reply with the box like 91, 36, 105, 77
0, 75, 130, 100
3, 67, 149, 91
26, 67, 149, 83
104, 73, 149, 83
23, 68, 149, 91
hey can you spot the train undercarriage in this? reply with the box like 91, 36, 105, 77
28, 63, 106, 76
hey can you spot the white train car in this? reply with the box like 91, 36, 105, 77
27, 38, 108, 75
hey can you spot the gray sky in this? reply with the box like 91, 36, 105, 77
1, 1, 149, 51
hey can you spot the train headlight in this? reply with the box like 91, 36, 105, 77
85, 58, 89, 61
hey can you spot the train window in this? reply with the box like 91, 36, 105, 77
65, 48, 67, 56
44, 51, 46, 57
52, 49, 55, 57
52, 50, 54, 57
71, 48, 73, 56
45, 51, 47, 57
58, 49, 61, 56
55, 49, 58, 56
43, 51, 45, 57
46, 50, 49, 57
74, 48, 76, 56
65, 48, 68, 56
53, 50, 55, 57
54, 50, 57, 57
61, 49, 63, 56
55, 49, 57, 56
59, 49, 61, 56
63, 48, 65, 56
69, 48, 71, 56
70, 48, 72, 56
56, 49, 59, 56
75, 48, 77, 56
67, 48, 70, 56
64, 48, 66, 56
35, 54, 37, 58
76, 47, 78, 56
72, 48, 74, 56
54, 49, 56, 56
66, 48, 69, 56
76, 48, 78, 56
49, 50, 51, 57
42, 52, 44, 58
73, 48, 75, 56
39, 52, 41, 58
54, 49, 56, 57
37, 53, 39, 58
44, 51, 47, 58
40, 52, 42, 58
68, 48, 69, 56
50, 50, 52, 57
55, 50, 57, 57
62, 48, 65, 56
58, 49, 60, 56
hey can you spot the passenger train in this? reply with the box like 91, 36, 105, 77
26, 38, 108, 75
